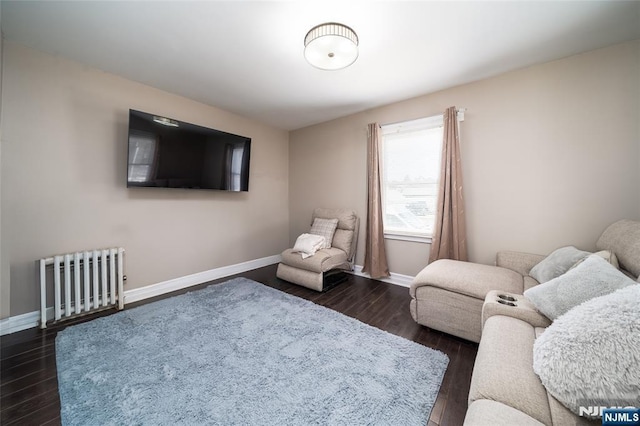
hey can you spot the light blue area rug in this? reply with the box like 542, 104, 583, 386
56, 278, 449, 425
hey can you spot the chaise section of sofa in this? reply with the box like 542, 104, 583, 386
409, 252, 544, 342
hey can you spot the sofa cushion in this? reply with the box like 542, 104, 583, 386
533, 284, 640, 418
596, 219, 640, 278
464, 400, 545, 426
524, 255, 636, 320
523, 276, 540, 292
496, 251, 546, 277
313, 208, 358, 231
468, 315, 552, 425
280, 248, 348, 274
546, 393, 594, 426
410, 260, 524, 299
331, 229, 354, 258
529, 246, 590, 283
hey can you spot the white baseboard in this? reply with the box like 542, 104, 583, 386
351, 265, 414, 288
0, 310, 45, 336
0, 254, 282, 336
124, 254, 282, 304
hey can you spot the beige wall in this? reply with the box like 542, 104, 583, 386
290, 40, 640, 276
1, 42, 289, 317
2, 40, 638, 319
0, 5, 8, 320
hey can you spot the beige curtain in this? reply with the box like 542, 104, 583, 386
363, 123, 390, 278
428, 107, 468, 263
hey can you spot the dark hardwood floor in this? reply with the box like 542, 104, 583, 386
1, 264, 477, 425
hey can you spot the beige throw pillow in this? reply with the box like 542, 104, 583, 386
310, 218, 339, 249
529, 246, 591, 283
569, 250, 619, 271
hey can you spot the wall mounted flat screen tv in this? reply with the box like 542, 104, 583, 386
127, 110, 251, 191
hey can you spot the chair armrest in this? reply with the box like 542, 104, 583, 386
495, 251, 545, 277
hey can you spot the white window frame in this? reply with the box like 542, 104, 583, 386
380, 111, 464, 243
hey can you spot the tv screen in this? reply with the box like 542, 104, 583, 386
127, 110, 251, 191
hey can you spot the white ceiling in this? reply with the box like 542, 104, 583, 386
2, 1, 640, 130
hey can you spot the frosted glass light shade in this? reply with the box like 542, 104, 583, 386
304, 22, 359, 70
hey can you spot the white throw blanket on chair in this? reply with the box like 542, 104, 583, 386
292, 233, 326, 259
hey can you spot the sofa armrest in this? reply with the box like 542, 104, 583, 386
495, 251, 545, 277
482, 290, 551, 329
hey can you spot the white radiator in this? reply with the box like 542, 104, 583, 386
39, 247, 125, 329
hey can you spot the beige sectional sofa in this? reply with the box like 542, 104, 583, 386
410, 220, 640, 425
463, 251, 608, 426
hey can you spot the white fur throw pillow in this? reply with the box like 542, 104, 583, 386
533, 285, 640, 418
529, 246, 591, 283
524, 255, 636, 320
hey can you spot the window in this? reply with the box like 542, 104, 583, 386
381, 115, 444, 241
229, 145, 245, 191
128, 131, 158, 183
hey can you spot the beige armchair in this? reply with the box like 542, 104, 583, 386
277, 208, 359, 291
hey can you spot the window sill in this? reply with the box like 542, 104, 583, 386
384, 233, 433, 244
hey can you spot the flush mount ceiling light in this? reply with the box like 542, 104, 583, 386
304, 22, 359, 71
